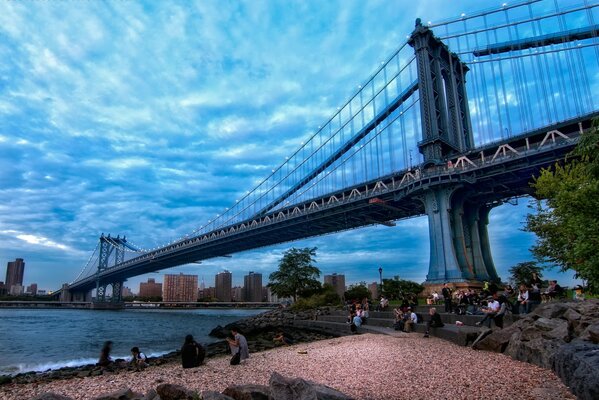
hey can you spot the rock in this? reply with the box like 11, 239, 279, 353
77, 370, 91, 378
0, 375, 12, 385
156, 383, 197, 400
563, 308, 582, 322
269, 372, 317, 400
534, 317, 564, 331
145, 389, 161, 400
472, 326, 518, 352
505, 336, 564, 369
222, 384, 270, 400
552, 340, 599, 400
583, 322, 599, 344
92, 388, 144, 400
533, 302, 569, 319
31, 393, 75, 400
201, 391, 235, 400
310, 383, 353, 400
209, 325, 228, 338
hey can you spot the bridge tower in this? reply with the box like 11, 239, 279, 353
409, 19, 500, 290
95, 234, 125, 303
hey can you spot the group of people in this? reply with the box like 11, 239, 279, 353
393, 307, 418, 332
97, 327, 252, 370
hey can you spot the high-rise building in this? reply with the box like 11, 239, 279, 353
199, 287, 215, 300
215, 271, 232, 301
232, 286, 243, 301
26, 283, 38, 296
324, 273, 346, 299
163, 273, 198, 302
243, 271, 262, 302
139, 278, 163, 298
9, 285, 24, 296
5, 258, 25, 294
0, 282, 6, 296
121, 286, 133, 298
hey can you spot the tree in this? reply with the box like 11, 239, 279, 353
267, 247, 321, 301
508, 261, 543, 287
381, 276, 424, 300
344, 283, 371, 301
525, 119, 599, 292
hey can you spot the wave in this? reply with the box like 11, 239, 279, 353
0, 350, 174, 377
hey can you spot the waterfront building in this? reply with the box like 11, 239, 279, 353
5, 258, 25, 295
215, 271, 232, 301
368, 282, 379, 300
0, 281, 6, 296
26, 283, 38, 296
199, 286, 215, 300
232, 286, 243, 301
324, 273, 346, 299
9, 285, 24, 296
243, 271, 263, 302
163, 273, 198, 302
121, 286, 133, 298
139, 278, 162, 298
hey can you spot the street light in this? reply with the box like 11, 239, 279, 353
378, 267, 383, 285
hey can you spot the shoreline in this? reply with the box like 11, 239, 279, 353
0, 333, 574, 400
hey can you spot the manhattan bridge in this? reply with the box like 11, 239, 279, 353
59, 0, 599, 303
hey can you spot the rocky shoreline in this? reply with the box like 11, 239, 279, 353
0, 307, 338, 386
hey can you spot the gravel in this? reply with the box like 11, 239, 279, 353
0, 333, 574, 400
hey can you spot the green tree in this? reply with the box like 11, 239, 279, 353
344, 282, 371, 301
508, 261, 543, 287
381, 276, 424, 300
267, 247, 321, 301
526, 120, 599, 292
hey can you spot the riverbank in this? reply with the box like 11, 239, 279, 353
0, 333, 573, 400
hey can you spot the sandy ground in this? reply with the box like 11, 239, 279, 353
0, 333, 574, 400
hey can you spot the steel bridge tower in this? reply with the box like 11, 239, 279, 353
95, 234, 126, 303
409, 19, 500, 290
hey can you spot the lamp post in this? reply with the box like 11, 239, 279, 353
378, 266, 383, 296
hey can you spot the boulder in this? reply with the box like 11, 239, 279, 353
552, 340, 599, 400
269, 372, 317, 400
31, 393, 75, 400
145, 389, 160, 400
92, 388, 144, 400
582, 322, 599, 344
201, 391, 235, 400
222, 384, 270, 400
310, 383, 353, 400
0, 375, 12, 385
533, 302, 569, 319
563, 308, 582, 323
472, 326, 518, 352
156, 383, 197, 400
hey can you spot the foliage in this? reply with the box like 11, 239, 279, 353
344, 283, 371, 301
508, 261, 543, 287
525, 120, 599, 293
381, 276, 424, 300
291, 284, 341, 310
268, 247, 321, 301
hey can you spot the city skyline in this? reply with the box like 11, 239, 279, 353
0, 1, 583, 292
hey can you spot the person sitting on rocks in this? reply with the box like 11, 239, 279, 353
181, 334, 206, 368
98, 341, 113, 367
423, 307, 444, 338
130, 347, 148, 370
475, 296, 500, 328
543, 280, 564, 302
273, 331, 294, 346
517, 284, 529, 314
404, 307, 418, 333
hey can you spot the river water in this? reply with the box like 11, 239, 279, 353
0, 308, 266, 376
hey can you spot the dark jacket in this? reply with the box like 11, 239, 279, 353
430, 312, 444, 328
181, 341, 205, 368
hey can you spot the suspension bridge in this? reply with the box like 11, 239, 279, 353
59, 0, 599, 303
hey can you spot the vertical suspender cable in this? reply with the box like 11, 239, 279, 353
484, 15, 505, 139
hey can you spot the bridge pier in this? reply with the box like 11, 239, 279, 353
59, 283, 92, 302
421, 186, 500, 293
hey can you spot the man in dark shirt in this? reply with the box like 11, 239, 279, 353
424, 307, 444, 338
442, 283, 453, 313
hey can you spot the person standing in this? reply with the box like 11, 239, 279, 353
181, 334, 205, 368
227, 327, 249, 363
442, 283, 453, 313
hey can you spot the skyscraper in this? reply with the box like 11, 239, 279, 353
243, 271, 262, 302
324, 273, 346, 299
5, 258, 25, 294
215, 271, 232, 301
163, 273, 198, 302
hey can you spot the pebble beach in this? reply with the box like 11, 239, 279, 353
0, 333, 574, 400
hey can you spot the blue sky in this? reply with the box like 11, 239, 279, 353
0, 0, 585, 293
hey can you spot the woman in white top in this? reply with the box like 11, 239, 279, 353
517, 285, 529, 314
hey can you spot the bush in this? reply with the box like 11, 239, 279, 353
291, 287, 341, 310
